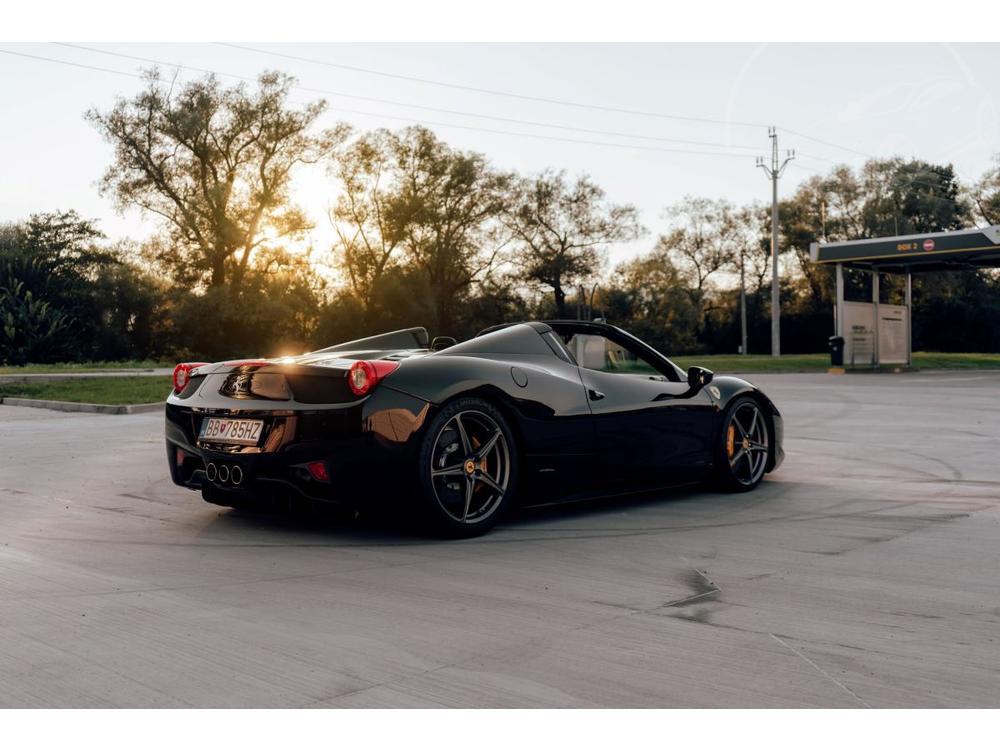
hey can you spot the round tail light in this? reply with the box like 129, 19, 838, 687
172, 362, 210, 393
347, 360, 400, 397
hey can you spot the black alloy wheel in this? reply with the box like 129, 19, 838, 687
717, 397, 770, 492
417, 397, 517, 536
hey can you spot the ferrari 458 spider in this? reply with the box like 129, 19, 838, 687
166, 320, 783, 536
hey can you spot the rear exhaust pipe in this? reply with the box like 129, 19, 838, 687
230, 465, 243, 485
217, 464, 230, 483
205, 462, 218, 482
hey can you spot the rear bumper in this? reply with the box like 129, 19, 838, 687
165, 386, 433, 506
167, 435, 386, 506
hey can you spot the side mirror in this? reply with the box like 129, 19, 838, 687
687, 365, 714, 390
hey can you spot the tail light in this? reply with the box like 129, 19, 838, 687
306, 461, 330, 482
347, 360, 400, 397
172, 362, 210, 393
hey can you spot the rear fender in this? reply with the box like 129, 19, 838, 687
381, 353, 594, 460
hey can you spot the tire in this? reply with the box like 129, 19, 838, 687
416, 396, 518, 537
715, 396, 770, 493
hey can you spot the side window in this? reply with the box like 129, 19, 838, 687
561, 333, 661, 375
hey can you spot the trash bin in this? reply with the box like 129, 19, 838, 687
828, 336, 845, 367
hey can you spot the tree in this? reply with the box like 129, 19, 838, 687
779, 158, 972, 310
328, 126, 512, 334
329, 129, 407, 322
506, 170, 642, 318
656, 197, 737, 297
0, 275, 73, 365
87, 69, 347, 291
607, 251, 701, 355
388, 127, 512, 333
167, 245, 325, 359
860, 158, 969, 236
654, 197, 743, 346
972, 154, 1000, 225
728, 204, 771, 295
0, 211, 166, 363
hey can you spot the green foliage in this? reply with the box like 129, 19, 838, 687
0, 277, 73, 365
87, 69, 349, 290
0, 211, 166, 365
506, 170, 642, 318
167, 248, 326, 360
607, 252, 701, 355
972, 155, 1000, 225
10, 93, 1000, 364
330, 126, 512, 334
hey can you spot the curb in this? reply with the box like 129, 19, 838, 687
0, 397, 164, 415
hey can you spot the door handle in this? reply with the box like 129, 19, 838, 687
588, 388, 606, 401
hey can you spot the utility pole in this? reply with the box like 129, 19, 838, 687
757, 127, 794, 357
739, 248, 748, 355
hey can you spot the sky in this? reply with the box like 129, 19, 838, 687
2, 43, 999, 269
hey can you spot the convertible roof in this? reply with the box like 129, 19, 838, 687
449, 322, 556, 357
475, 320, 617, 337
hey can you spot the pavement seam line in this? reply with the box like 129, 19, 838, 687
770, 632, 872, 708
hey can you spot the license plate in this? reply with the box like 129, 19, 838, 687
199, 418, 264, 446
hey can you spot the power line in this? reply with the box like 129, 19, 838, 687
56, 43, 763, 152
7, 43, 894, 171
12, 44, 961, 194
0, 47, 144, 81
218, 42, 774, 130
0, 47, 759, 160
796, 152, 840, 165
788, 161, 823, 174
783, 127, 874, 160
321, 110, 759, 158
220, 43, 895, 165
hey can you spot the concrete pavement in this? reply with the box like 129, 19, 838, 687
0, 371, 998, 707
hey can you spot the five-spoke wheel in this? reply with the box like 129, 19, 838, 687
418, 397, 516, 536
718, 397, 770, 491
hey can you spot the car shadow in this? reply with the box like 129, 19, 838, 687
504, 480, 780, 529
198, 478, 788, 543
202, 501, 426, 546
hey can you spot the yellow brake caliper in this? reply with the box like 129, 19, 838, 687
470, 436, 488, 489
726, 424, 736, 459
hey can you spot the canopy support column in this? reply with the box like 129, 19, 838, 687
835, 263, 844, 338
905, 270, 912, 367
872, 267, 880, 369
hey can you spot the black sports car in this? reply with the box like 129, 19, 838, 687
166, 320, 783, 536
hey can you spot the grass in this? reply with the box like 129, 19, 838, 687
0, 359, 171, 375
909, 352, 1000, 370
671, 352, 1000, 373
0, 376, 172, 405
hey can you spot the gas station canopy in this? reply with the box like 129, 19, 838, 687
810, 225, 1000, 272
809, 225, 1000, 370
